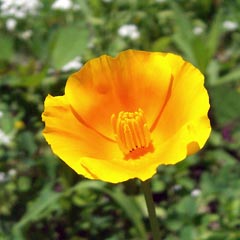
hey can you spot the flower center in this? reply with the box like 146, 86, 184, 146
111, 109, 151, 155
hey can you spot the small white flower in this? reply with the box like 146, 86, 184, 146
0, 111, 3, 118
8, 169, 17, 177
118, 24, 140, 40
191, 188, 201, 197
6, 18, 17, 31
173, 184, 182, 191
0, 130, 11, 146
0, 0, 41, 18
223, 20, 238, 31
193, 26, 204, 35
52, 0, 79, 10
61, 56, 82, 72
19, 30, 33, 40
0, 172, 6, 183
14, 9, 27, 19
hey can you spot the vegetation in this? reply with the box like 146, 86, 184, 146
0, 0, 240, 239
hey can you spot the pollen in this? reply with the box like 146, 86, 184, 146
111, 109, 151, 155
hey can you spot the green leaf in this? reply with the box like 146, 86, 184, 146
18, 131, 37, 156
169, 2, 194, 42
0, 34, 14, 61
20, 69, 47, 87
151, 37, 171, 52
210, 85, 240, 125
191, 36, 209, 72
73, 181, 147, 239
17, 176, 31, 192
166, 219, 183, 231
14, 180, 146, 239
173, 33, 197, 65
207, 10, 223, 60
170, 2, 197, 65
175, 196, 197, 218
51, 26, 88, 69
180, 225, 197, 240
215, 68, 240, 85
206, 59, 220, 86
12, 184, 61, 239
104, 188, 147, 239
107, 37, 127, 55
200, 172, 220, 196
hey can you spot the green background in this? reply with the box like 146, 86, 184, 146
0, 0, 240, 239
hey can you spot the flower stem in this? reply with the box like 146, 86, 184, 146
141, 179, 161, 240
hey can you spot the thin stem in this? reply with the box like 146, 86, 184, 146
141, 179, 161, 240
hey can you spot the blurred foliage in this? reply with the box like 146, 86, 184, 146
0, 0, 240, 239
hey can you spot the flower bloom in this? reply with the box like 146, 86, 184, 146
42, 50, 211, 183
0, 0, 41, 18
0, 129, 11, 146
223, 20, 238, 31
193, 26, 204, 35
61, 56, 83, 72
118, 24, 140, 40
51, 0, 80, 11
5, 18, 17, 31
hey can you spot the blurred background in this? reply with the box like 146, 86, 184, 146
0, 0, 240, 239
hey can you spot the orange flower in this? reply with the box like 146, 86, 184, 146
42, 50, 211, 183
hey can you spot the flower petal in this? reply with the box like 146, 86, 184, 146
65, 50, 172, 139
77, 117, 210, 183
42, 95, 122, 179
79, 156, 157, 183
153, 53, 211, 157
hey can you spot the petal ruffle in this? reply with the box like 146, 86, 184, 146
65, 50, 172, 139
42, 95, 122, 179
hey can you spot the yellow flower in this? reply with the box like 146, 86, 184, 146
14, 120, 25, 130
42, 50, 211, 183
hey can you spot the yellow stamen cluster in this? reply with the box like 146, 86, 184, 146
111, 109, 151, 154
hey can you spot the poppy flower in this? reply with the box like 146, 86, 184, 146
42, 50, 211, 183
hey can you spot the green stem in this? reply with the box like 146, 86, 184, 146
141, 179, 161, 240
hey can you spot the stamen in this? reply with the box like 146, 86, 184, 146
111, 109, 151, 154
